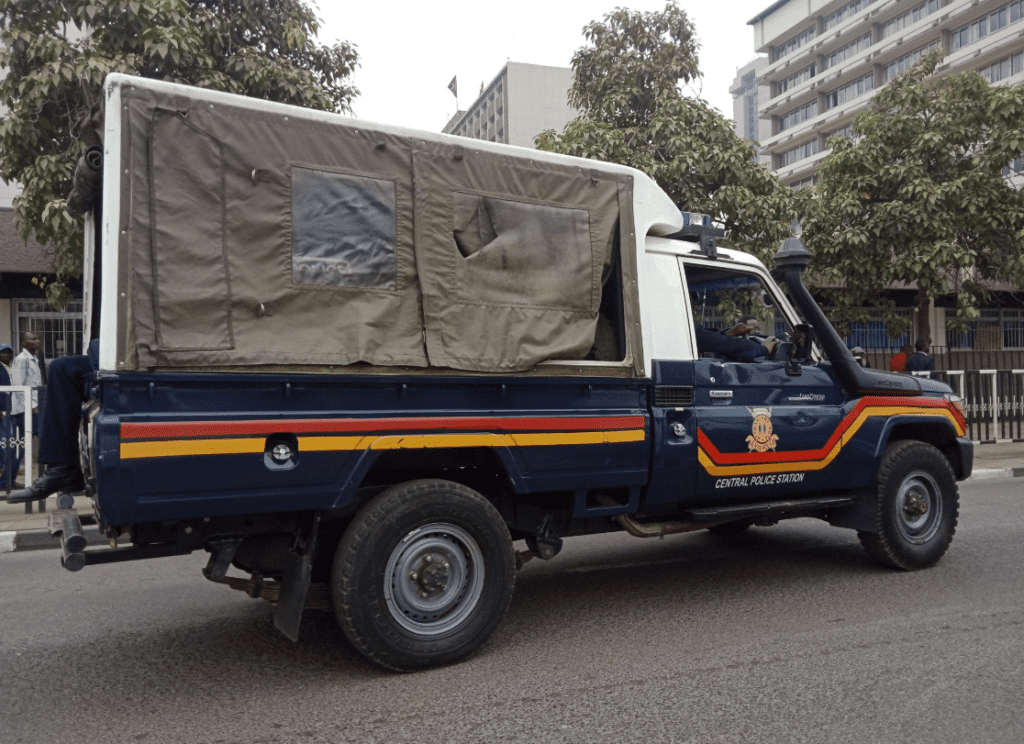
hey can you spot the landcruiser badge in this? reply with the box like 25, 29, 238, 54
746, 407, 779, 452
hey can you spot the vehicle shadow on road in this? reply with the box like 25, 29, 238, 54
0, 519, 944, 723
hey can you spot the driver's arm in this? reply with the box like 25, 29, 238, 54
695, 324, 776, 362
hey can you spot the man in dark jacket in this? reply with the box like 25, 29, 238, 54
905, 340, 935, 372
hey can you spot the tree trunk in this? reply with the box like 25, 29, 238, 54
915, 288, 932, 348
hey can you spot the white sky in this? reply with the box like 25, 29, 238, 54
317, 0, 772, 133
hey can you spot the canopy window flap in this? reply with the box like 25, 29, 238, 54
122, 87, 426, 370
413, 147, 622, 372
148, 108, 234, 352
291, 167, 398, 290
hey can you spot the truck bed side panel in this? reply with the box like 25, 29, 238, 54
92, 372, 651, 525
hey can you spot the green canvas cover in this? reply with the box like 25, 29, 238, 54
115, 83, 634, 373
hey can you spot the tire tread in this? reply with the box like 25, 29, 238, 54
332, 479, 515, 671
858, 440, 959, 571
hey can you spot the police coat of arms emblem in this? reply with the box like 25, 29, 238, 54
746, 407, 779, 452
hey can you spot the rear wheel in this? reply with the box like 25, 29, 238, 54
858, 440, 958, 571
332, 479, 515, 671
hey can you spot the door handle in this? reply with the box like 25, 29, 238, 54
709, 390, 733, 399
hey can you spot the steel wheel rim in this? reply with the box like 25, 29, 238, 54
384, 522, 485, 636
895, 470, 942, 544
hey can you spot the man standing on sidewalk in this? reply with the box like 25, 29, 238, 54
9, 332, 42, 489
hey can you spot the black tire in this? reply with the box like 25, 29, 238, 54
706, 520, 753, 537
332, 479, 515, 671
858, 440, 959, 571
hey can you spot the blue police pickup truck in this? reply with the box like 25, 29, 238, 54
55, 75, 972, 671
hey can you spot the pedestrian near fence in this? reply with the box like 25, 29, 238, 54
8, 333, 43, 490
906, 340, 935, 372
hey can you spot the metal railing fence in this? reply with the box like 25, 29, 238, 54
0, 385, 42, 508
921, 369, 1024, 443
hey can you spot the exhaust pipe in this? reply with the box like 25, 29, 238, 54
50, 510, 88, 572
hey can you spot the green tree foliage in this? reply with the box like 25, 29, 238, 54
0, 0, 359, 306
537, 2, 797, 263
802, 51, 1024, 343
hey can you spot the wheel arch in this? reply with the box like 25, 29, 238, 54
881, 417, 967, 480
332, 445, 525, 510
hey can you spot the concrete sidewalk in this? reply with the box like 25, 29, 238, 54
1, 441, 1021, 553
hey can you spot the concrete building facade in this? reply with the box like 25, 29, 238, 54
729, 56, 772, 165
748, 0, 1024, 189
744, 0, 1024, 367
442, 62, 576, 148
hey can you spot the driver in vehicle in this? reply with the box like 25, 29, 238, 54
695, 322, 779, 362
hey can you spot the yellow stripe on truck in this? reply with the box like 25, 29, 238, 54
119, 429, 647, 460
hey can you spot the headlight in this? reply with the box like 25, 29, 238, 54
944, 393, 967, 427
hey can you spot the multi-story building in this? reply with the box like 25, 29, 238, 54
745, 0, 1024, 368
729, 57, 772, 165
442, 62, 576, 148
748, 0, 1024, 189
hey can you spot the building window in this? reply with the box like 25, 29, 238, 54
879, 0, 940, 40
990, 5, 1009, 33
822, 33, 873, 70
824, 72, 874, 110
777, 140, 819, 168
981, 51, 1024, 82
771, 25, 816, 62
1003, 155, 1024, 180
823, 0, 871, 31
1002, 309, 1024, 349
840, 308, 913, 350
13, 299, 85, 361
951, 2, 1024, 52
790, 176, 815, 191
887, 40, 941, 81
946, 309, 1011, 350
825, 122, 860, 144
778, 100, 818, 132
774, 63, 817, 96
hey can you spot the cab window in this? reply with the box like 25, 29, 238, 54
684, 263, 792, 358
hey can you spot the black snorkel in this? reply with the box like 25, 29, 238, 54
771, 230, 922, 398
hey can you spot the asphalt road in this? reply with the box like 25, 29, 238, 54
1, 477, 1021, 744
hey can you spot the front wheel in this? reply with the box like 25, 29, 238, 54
332, 479, 515, 671
858, 440, 959, 571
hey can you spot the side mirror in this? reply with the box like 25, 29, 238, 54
791, 323, 814, 362
775, 342, 802, 376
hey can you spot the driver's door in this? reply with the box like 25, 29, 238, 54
683, 261, 847, 504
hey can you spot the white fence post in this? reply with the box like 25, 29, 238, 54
1, 384, 35, 488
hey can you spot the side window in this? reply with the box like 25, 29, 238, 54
684, 264, 792, 359
291, 167, 398, 290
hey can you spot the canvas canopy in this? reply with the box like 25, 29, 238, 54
111, 80, 639, 373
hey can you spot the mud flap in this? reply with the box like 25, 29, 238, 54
825, 487, 878, 533
273, 512, 321, 642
